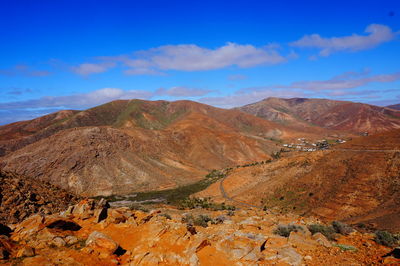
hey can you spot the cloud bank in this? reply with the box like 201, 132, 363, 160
291, 24, 397, 56
72, 42, 288, 76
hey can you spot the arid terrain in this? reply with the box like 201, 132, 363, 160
0, 199, 399, 265
0, 98, 400, 265
0, 99, 334, 196
240, 97, 400, 134
197, 129, 400, 232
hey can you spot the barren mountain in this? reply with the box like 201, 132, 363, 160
387, 103, 400, 110
239, 97, 400, 133
197, 129, 400, 231
0, 99, 317, 197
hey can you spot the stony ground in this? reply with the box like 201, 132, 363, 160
0, 172, 80, 224
0, 199, 399, 265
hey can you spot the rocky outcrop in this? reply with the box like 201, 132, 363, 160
0, 200, 397, 265
0, 171, 80, 224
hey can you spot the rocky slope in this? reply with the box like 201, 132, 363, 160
0, 171, 80, 224
197, 129, 400, 232
239, 97, 400, 133
1, 99, 321, 197
0, 199, 398, 265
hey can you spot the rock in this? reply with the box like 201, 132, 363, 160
97, 198, 110, 209
85, 231, 119, 255
16, 246, 35, 258
0, 247, 9, 260
94, 207, 108, 223
312, 232, 332, 248
277, 247, 303, 266
52, 237, 66, 247
72, 200, 95, 219
288, 231, 316, 250
65, 235, 79, 245
105, 209, 126, 224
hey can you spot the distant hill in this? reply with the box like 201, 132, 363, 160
387, 103, 400, 110
197, 129, 400, 231
0, 99, 318, 197
239, 97, 400, 133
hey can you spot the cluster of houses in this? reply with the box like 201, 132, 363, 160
282, 138, 346, 152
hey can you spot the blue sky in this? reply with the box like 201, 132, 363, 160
1, 0, 400, 124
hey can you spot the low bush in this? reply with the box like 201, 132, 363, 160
332, 221, 354, 235
333, 244, 357, 251
374, 230, 400, 247
274, 224, 304, 237
178, 197, 235, 211
159, 213, 172, 220
308, 224, 336, 240
182, 214, 214, 228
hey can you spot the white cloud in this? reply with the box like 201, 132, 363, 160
284, 71, 400, 91
76, 42, 289, 76
156, 86, 212, 97
71, 62, 116, 76
291, 24, 397, 56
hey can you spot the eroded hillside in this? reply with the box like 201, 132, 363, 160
197, 129, 400, 232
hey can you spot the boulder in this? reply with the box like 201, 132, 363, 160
311, 232, 332, 248
277, 247, 303, 266
85, 231, 119, 256
52, 237, 66, 247
16, 246, 35, 258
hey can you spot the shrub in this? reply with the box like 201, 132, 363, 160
274, 224, 304, 237
374, 230, 400, 247
227, 210, 235, 216
159, 213, 172, 220
308, 224, 336, 240
332, 221, 354, 235
333, 244, 357, 251
181, 214, 194, 224
194, 214, 213, 227
182, 214, 214, 228
214, 215, 227, 224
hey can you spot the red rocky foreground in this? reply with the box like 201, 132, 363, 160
0, 199, 399, 265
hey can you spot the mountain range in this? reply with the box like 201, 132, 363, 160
1, 97, 400, 199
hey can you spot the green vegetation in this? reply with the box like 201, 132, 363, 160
178, 197, 235, 211
273, 224, 304, 237
307, 221, 354, 240
308, 224, 336, 240
332, 221, 354, 235
159, 213, 172, 220
112, 100, 188, 129
182, 214, 214, 228
374, 230, 400, 247
98, 168, 231, 208
333, 244, 357, 251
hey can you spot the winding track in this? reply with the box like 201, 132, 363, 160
218, 148, 400, 209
